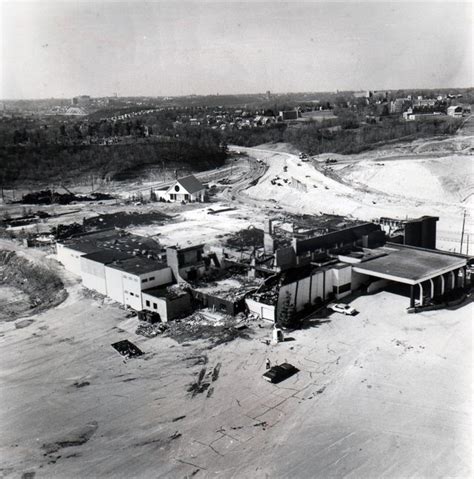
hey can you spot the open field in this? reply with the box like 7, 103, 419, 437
0, 237, 471, 478
235, 133, 473, 253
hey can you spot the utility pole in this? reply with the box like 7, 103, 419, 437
466, 234, 469, 256
460, 209, 466, 254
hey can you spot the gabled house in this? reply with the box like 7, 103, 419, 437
158, 175, 206, 202
447, 105, 463, 118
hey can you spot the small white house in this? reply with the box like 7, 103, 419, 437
447, 105, 463, 118
159, 175, 206, 202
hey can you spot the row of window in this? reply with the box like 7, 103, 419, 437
124, 291, 140, 298
125, 275, 139, 282
145, 300, 158, 310
141, 276, 155, 284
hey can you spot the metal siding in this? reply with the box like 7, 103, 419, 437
104, 266, 125, 304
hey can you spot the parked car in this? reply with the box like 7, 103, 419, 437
263, 363, 299, 384
328, 303, 357, 315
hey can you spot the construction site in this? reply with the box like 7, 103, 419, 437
1, 130, 473, 478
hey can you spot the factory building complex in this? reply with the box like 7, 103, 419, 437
56, 214, 471, 323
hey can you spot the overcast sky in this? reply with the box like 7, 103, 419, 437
1, 1, 472, 99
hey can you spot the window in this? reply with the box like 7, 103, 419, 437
149, 276, 155, 281
142, 278, 148, 283
146, 300, 150, 307
174, 185, 180, 192
153, 303, 157, 310
124, 290, 128, 294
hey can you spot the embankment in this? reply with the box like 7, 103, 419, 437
0, 250, 67, 321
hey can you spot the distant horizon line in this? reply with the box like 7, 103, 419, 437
2, 86, 472, 102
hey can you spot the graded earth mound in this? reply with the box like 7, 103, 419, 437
0, 250, 67, 321
341, 155, 474, 205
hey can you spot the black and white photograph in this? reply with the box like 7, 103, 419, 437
0, 1, 472, 477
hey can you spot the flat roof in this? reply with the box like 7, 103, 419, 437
81, 249, 132, 265
107, 257, 169, 275
142, 286, 187, 300
167, 244, 205, 253
353, 245, 466, 284
61, 242, 103, 254
60, 229, 162, 256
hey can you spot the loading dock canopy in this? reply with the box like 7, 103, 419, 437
353, 245, 466, 285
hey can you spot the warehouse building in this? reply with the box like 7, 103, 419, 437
104, 257, 173, 310
80, 249, 131, 295
56, 229, 162, 275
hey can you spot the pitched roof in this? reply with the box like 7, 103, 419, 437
173, 175, 204, 194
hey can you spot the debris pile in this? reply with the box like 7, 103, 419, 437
166, 313, 252, 347
21, 190, 114, 205
135, 321, 168, 338
83, 211, 170, 229
111, 339, 143, 358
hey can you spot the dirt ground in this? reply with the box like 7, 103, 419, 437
1, 128, 473, 477
0, 241, 471, 477
236, 131, 473, 253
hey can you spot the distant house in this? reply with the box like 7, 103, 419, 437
413, 98, 436, 109
447, 105, 463, 118
65, 106, 87, 116
390, 98, 411, 114
353, 91, 372, 99
158, 175, 206, 202
278, 110, 299, 121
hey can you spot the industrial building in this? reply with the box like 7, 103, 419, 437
57, 229, 162, 275
56, 214, 471, 324
244, 218, 470, 321
104, 257, 173, 310
377, 216, 439, 249
141, 286, 192, 322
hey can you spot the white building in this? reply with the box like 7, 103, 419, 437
141, 287, 192, 322
56, 242, 102, 276
447, 105, 463, 118
158, 175, 206, 202
80, 250, 131, 295
104, 257, 173, 310
56, 229, 127, 276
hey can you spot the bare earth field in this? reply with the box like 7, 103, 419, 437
1, 128, 473, 477
238, 133, 473, 253
0, 246, 471, 478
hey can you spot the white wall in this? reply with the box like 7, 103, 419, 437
246, 299, 275, 322
80, 258, 107, 295
104, 266, 125, 304
56, 244, 84, 276
123, 274, 142, 310
139, 268, 173, 290
159, 188, 205, 202
142, 293, 168, 321
121, 267, 173, 311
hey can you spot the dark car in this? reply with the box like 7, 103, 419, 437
263, 363, 299, 384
